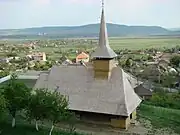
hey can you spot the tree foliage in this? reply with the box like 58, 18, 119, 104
43, 91, 70, 135
46, 91, 69, 124
125, 58, 132, 68
26, 89, 74, 133
26, 89, 49, 131
162, 73, 176, 88
145, 91, 180, 110
1, 75, 76, 133
170, 55, 180, 67
0, 92, 7, 121
2, 74, 31, 127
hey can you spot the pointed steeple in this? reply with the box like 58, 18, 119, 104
91, 0, 117, 59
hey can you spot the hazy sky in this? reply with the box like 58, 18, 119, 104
0, 0, 180, 29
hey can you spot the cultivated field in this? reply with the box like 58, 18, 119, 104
108, 37, 180, 50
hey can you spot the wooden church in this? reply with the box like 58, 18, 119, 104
34, 1, 141, 129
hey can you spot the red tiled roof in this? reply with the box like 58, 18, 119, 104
76, 52, 89, 59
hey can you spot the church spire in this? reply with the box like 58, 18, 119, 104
102, 0, 104, 9
91, 0, 117, 59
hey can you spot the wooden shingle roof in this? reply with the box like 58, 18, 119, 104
34, 65, 141, 116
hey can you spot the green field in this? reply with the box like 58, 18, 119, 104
108, 37, 180, 50
41, 37, 180, 51
139, 104, 180, 134
1, 37, 180, 51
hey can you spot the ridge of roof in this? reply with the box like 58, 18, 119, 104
117, 68, 129, 115
121, 69, 142, 115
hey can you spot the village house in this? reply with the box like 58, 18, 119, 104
0, 58, 9, 63
76, 52, 89, 63
160, 53, 174, 63
24, 43, 36, 50
62, 59, 73, 65
134, 84, 152, 100
34, 4, 141, 130
158, 59, 169, 68
27, 52, 46, 61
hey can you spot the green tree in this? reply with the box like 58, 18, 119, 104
0, 70, 9, 78
162, 73, 176, 89
170, 55, 180, 67
6, 53, 17, 57
27, 89, 51, 131
125, 58, 132, 68
44, 91, 70, 135
0, 92, 6, 122
3, 74, 31, 127
34, 62, 41, 70
147, 55, 153, 60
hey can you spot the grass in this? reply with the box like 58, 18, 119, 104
108, 37, 180, 50
138, 104, 180, 134
0, 122, 85, 135
43, 37, 180, 52
0, 104, 180, 135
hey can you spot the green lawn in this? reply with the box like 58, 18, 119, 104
0, 123, 83, 135
1, 104, 180, 135
138, 104, 180, 134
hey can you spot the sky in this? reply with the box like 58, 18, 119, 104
0, 0, 180, 29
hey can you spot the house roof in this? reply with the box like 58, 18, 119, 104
91, 7, 117, 59
125, 72, 143, 88
34, 65, 141, 116
62, 59, 73, 65
76, 52, 89, 59
30, 52, 45, 56
134, 84, 152, 96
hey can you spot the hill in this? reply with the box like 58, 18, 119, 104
0, 23, 179, 39
169, 28, 180, 31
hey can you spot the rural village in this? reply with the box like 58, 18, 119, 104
0, 1, 180, 135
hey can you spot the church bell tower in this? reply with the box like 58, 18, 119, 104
91, 0, 117, 80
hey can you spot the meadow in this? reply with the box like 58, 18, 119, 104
39, 37, 180, 51
108, 37, 180, 50
138, 104, 180, 134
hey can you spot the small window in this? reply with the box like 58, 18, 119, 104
130, 113, 133, 119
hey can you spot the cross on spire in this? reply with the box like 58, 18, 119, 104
102, 0, 104, 8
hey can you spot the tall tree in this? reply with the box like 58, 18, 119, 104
125, 58, 133, 68
0, 92, 6, 122
170, 55, 180, 67
27, 89, 49, 131
162, 73, 176, 90
44, 91, 70, 135
3, 74, 31, 127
